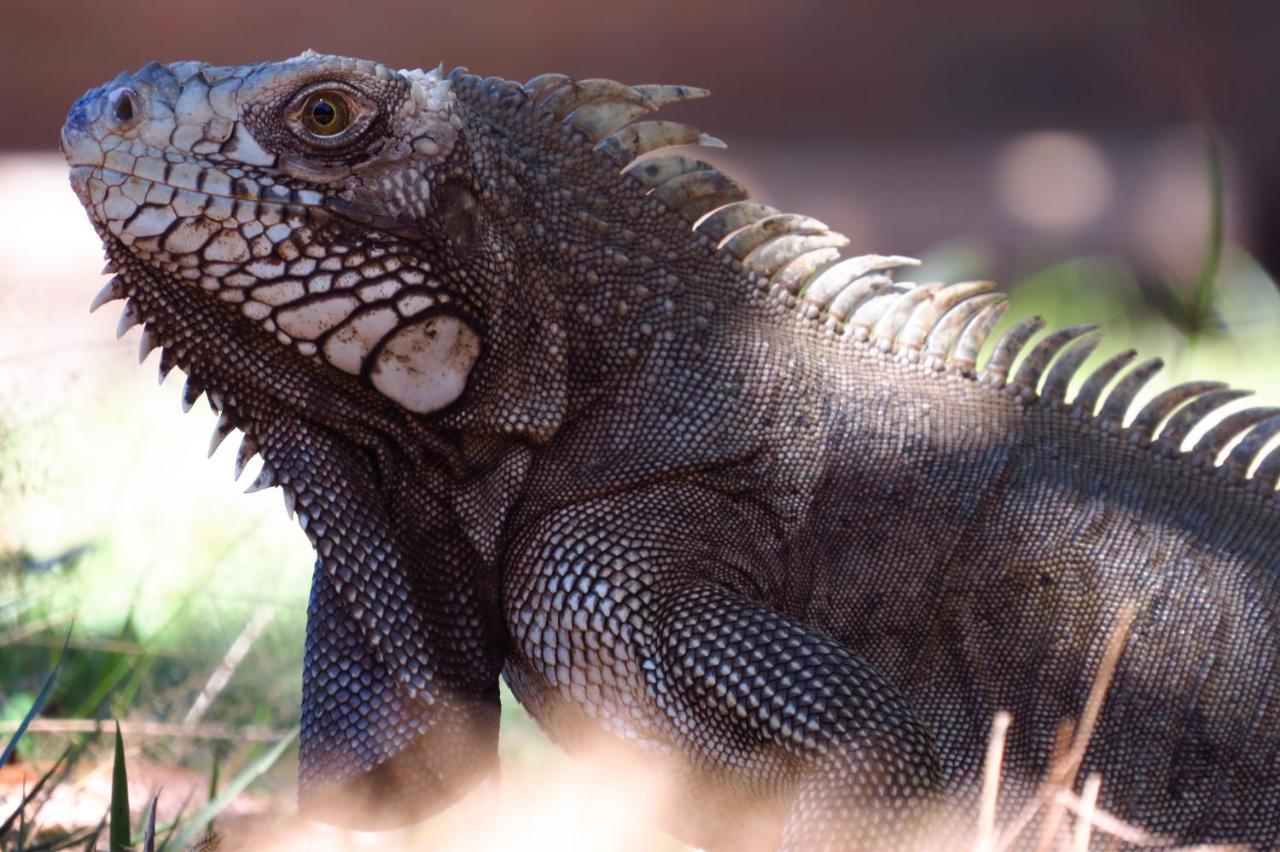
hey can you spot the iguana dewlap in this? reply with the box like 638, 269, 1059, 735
61, 53, 1279, 849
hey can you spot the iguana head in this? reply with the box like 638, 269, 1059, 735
60, 51, 499, 420
60, 50, 756, 449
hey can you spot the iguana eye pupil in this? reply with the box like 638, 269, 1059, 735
300, 92, 350, 136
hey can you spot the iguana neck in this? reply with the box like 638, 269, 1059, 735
445, 83, 754, 438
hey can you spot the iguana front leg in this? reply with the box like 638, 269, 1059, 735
504, 485, 942, 850
301, 562, 499, 827
257, 415, 505, 827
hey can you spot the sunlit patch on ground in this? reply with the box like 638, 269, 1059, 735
246, 746, 692, 851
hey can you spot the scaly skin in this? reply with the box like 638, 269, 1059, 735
61, 53, 1279, 848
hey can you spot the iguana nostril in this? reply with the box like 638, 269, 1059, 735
107, 87, 141, 129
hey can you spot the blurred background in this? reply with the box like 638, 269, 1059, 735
1, 1, 1278, 848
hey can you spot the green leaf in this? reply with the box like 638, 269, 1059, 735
1189, 124, 1225, 335
0, 630, 70, 771
139, 791, 159, 852
166, 727, 298, 851
203, 746, 222, 839
109, 722, 131, 852
207, 747, 221, 804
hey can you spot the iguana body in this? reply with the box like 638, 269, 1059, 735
60, 53, 1279, 848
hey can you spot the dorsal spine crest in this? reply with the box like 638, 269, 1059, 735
446, 68, 1280, 502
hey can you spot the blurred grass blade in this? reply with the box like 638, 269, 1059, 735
207, 746, 221, 804
157, 789, 195, 851
14, 826, 99, 851
133, 790, 157, 850
1190, 124, 1224, 330
109, 722, 130, 852
141, 791, 159, 852
167, 727, 298, 850
0, 629, 71, 770
72, 654, 135, 720
25, 740, 87, 833
0, 747, 71, 837
204, 746, 222, 841
82, 817, 107, 852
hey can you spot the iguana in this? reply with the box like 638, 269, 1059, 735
60, 52, 1279, 849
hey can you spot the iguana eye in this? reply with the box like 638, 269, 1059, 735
300, 91, 352, 137
284, 83, 376, 150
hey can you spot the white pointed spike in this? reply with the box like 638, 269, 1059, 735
524, 71, 568, 88
1160, 389, 1252, 448
1040, 335, 1102, 403
952, 300, 1010, 372
653, 170, 749, 224
1073, 350, 1139, 417
282, 488, 297, 520
245, 466, 276, 493
624, 154, 716, 189
923, 293, 1005, 365
744, 232, 848, 279
115, 300, 142, 338
207, 413, 235, 458
1097, 358, 1164, 425
803, 255, 921, 307
234, 435, 259, 480
1224, 415, 1280, 482
137, 327, 158, 363
828, 275, 896, 322
91, 278, 126, 313
158, 350, 177, 384
719, 213, 830, 261
101, 259, 120, 275
181, 378, 204, 413
695, 201, 780, 244
1193, 407, 1280, 464
1251, 442, 1280, 491
598, 120, 715, 162
566, 101, 651, 142
871, 282, 945, 347
776, 247, 844, 295
981, 317, 1046, 386
1130, 381, 1226, 439
630, 83, 711, 106
1011, 324, 1099, 392
898, 281, 994, 351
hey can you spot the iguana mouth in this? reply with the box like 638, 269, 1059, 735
67, 164, 327, 210
72, 152, 486, 418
